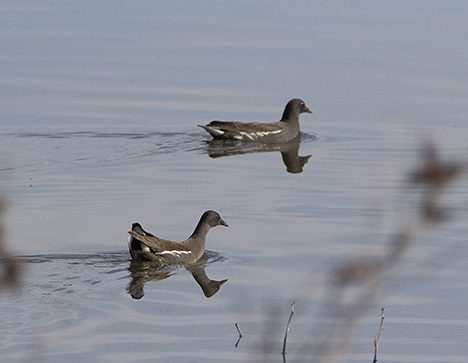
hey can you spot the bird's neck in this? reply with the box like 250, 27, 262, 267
280, 116, 300, 137
186, 222, 210, 253
281, 109, 299, 122
190, 220, 211, 238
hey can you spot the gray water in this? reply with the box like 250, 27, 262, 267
1, 1, 468, 362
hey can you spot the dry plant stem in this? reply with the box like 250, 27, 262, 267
282, 301, 296, 355
235, 323, 242, 348
373, 307, 385, 363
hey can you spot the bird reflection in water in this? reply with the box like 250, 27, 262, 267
202, 135, 314, 174
126, 251, 228, 299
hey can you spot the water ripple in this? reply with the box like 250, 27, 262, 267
0, 130, 206, 170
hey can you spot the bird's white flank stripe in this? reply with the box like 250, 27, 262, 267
240, 132, 255, 141
263, 130, 281, 135
240, 130, 281, 140
208, 127, 225, 136
156, 250, 191, 256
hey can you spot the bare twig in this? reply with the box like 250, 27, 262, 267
373, 307, 385, 363
282, 301, 296, 355
235, 323, 243, 347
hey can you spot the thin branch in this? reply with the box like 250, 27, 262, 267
373, 307, 385, 363
282, 301, 296, 355
235, 323, 243, 348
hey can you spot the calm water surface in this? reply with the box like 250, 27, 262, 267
1, 1, 468, 362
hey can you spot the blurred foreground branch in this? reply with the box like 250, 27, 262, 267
308, 139, 466, 362
259, 139, 467, 363
0, 197, 22, 291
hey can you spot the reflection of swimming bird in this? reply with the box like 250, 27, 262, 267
128, 210, 228, 265
186, 253, 228, 298
204, 136, 313, 174
127, 252, 228, 299
198, 98, 312, 143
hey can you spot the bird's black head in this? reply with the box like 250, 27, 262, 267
202, 210, 229, 228
281, 99, 313, 121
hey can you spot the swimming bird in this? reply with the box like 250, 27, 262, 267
198, 98, 312, 143
127, 210, 228, 265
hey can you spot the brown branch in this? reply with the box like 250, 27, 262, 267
282, 301, 296, 355
373, 307, 385, 363
0, 197, 22, 290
